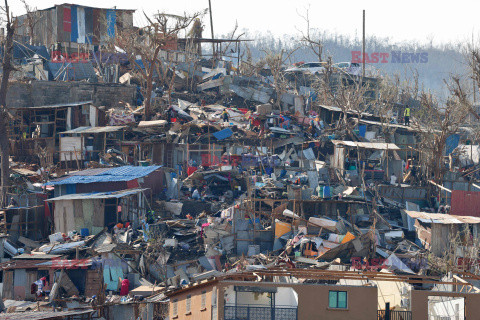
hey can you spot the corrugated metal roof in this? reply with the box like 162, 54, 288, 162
332, 140, 400, 150
47, 188, 147, 201
20, 100, 93, 109
404, 210, 480, 224
47, 61, 97, 81
69, 167, 113, 176
36, 259, 92, 268
46, 165, 162, 185
13, 254, 61, 260
0, 309, 94, 320
0, 259, 52, 270
60, 126, 126, 134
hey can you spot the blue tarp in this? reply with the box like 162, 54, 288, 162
0, 43, 49, 62
358, 125, 367, 138
446, 134, 460, 155
213, 128, 233, 140
106, 10, 116, 38
46, 61, 97, 81
70, 5, 78, 42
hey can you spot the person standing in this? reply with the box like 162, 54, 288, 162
404, 106, 411, 126
119, 277, 130, 296
222, 109, 229, 123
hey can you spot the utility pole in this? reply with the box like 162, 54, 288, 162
208, 0, 215, 59
362, 9, 366, 79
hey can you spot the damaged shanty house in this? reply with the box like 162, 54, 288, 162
5, 80, 138, 165
58, 125, 126, 168
402, 210, 480, 258
8, 101, 98, 164
16, 4, 135, 52
44, 165, 165, 235
0, 253, 94, 301
330, 140, 403, 182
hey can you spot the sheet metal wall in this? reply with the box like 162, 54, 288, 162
17, 5, 133, 46
451, 190, 480, 217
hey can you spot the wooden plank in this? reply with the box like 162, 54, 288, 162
18, 236, 40, 249
3, 271, 13, 300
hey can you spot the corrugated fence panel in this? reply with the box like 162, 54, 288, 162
85, 7, 93, 44
77, 6, 86, 43
63, 6, 71, 32
451, 190, 480, 217
70, 5, 78, 42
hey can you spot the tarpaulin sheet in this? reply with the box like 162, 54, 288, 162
446, 134, 460, 155
70, 5, 78, 42
213, 128, 233, 140
106, 10, 116, 38
358, 125, 367, 137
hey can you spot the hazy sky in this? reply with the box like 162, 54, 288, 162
9, 0, 480, 45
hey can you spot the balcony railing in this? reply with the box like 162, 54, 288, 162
378, 310, 412, 320
225, 305, 298, 320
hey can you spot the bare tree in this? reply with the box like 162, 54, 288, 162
20, 0, 39, 45
297, 7, 323, 62
114, 10, 206, 120
312, 59, 368, 138
219, 21, 245, 58
262, 48, 297, 110
0, 0, 15, 206
414, 77, 470, 183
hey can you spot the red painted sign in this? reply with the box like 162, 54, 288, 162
351, 257, 387, 270
51, 50, 90, 63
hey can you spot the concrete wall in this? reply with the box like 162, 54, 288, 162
218, 281, 378, 320
169, 284, 214, 320
373, 279, 411, 310
411, 289, 480, 319
7, 81, 137, 108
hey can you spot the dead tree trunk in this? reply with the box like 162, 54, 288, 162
0, 0, 15, 206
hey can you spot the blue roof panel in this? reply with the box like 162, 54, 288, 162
213, 128, 233, 140
46, 165, 161, 186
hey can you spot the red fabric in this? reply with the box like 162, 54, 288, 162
63, 8, 71, 32
126, 179, 139, 189
187, 166, 197, 176
120, 279, 130, 296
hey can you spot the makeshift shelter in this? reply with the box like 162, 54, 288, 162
402, 210, 480, 256
331, 140, 402, 180
47, 188, 148, 234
